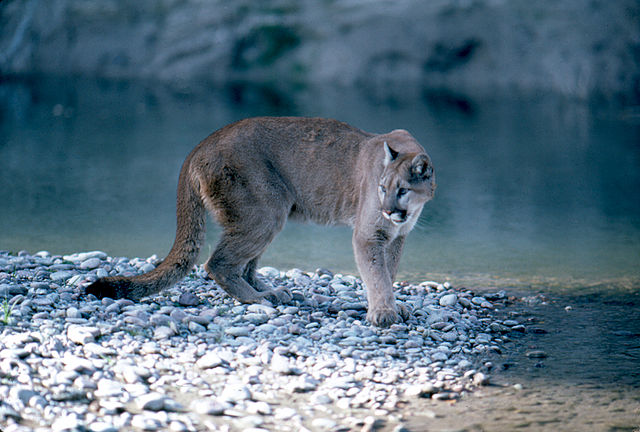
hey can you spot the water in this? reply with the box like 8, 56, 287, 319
1, 76, 639, 292
1, 75, 639, 429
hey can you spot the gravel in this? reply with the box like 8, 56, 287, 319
0, 250, 525, 431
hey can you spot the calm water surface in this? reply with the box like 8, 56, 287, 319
1, 76, 639, 292
1, 76, 639, 429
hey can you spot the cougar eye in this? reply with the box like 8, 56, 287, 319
379, 185, 386, 194
397, 188, 408, 197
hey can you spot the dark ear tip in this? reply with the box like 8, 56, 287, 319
411, 154, 432, 179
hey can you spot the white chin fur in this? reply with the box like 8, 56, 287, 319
382, 212, 406, 225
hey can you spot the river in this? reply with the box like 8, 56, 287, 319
1, 76, 638, 292
1, 75, 639, 430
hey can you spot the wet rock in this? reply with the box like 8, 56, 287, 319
490, 322, 510, 333
405, 383, 435, 398
526, 350, 548, 359
473, 372, 490, 386
432, 391, 460, 401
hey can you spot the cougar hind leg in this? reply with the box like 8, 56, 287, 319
243, 258, 271, 292
243, 257, 292, 303
205, 216, 290, 305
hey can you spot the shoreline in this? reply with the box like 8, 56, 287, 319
0, 250, 527, 432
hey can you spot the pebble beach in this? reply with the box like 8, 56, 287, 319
0, 250, 528, 432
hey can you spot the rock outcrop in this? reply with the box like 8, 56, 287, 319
1, 0, 638, 102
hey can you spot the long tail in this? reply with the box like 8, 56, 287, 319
85, 158, 206, 301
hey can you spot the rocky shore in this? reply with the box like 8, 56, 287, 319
0, 250, 527, 432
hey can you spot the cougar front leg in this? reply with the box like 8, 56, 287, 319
352, 231, 398, 327
386, 235, 405, 282
385, 235, 410, 320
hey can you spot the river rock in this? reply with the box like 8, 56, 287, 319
178, 292, 199, 306
220, 385, 252, 403
67, 325, 100, 345
88, 422, 118, 432
225, 326, 251, 337
131, 414, 162, 431
0, 250, 522, 431
473, 372, 490, 386
136, 393, 169, 411
50, 271, 75, 281
0, 402, 21, 421
439, 294, 458, 307
191, 399, 229, 416
154, 326, 176, 339
526, 350, 548, 359
10, 387, 40, 405
196, 352, 226, 369
80, 258, 102, 270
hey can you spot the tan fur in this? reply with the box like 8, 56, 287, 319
85, 117, 436, 327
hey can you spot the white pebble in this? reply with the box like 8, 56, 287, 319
439, 294, 458, 307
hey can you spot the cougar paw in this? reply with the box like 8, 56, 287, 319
261, 287, 292, 305
251, 278, 273, 293
366, 306, 400, 328
274, 287, 292, 304
397, 302, 412, 321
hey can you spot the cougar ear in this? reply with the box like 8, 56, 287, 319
383, 141, 399, 167
411, 154, 432, 180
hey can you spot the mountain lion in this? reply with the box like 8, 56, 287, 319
86, 117, 436, 327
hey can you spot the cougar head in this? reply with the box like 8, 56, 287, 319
378, 141, 436, 227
